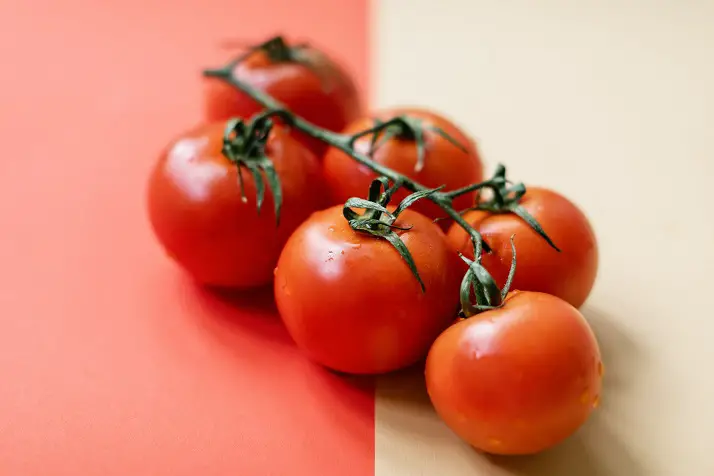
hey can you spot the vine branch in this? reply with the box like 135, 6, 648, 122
204, 64, 487, 250
202, 39, 559, 315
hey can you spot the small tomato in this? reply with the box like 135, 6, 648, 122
147, 120, 324, 288
447, 187, 598, 308
274, 203, 463, 375
425, 291, 603, 455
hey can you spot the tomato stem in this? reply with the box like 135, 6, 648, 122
221, 115, 283, 223
349, 116, 466, 173
449, 165, 561, 252
458, 235, 517, 317
343, 177, 442, 292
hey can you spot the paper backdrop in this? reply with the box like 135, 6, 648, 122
2, 1, 713, 475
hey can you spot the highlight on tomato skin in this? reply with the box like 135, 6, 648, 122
203, 37, 363, 157
424, 291, 603, 456
273, 204, 464, 375
146, 119, 324, 289
447, 186, 598, 309
322, 107, 484, 224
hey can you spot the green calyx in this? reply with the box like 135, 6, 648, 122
217, 35, 304, 65
221, 113, 283, 224
258, 36, 302, 63
207, 35, 335, 93
343, 177, 443, 292
447, 164, 560, 252
459, 235, 517, 317
349, 115, 468, 173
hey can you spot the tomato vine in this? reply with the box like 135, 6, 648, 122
203, 36, 560, 315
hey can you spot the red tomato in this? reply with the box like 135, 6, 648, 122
322, 108, 484, 223
425, 291, 603, 455
273, 205, 463, 375
147, 120, 324, 288
203, 37, 362, 157
447, 187, 598, 308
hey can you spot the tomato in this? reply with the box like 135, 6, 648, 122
273, 204, 463, 375
322, 108, 484, 223
446, 187, 598, 308
146, 119, 324, 288
203, 36, 362, 157
425, 291, 603, 455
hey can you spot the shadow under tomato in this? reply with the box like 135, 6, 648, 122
186, 278, 292, 350
486, 413, 644, 476
375, 362, 434, 412
186, 274, 377, 420
301, 362, 377, 440
581, 304, 641, 395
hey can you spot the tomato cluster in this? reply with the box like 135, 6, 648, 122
146, 36, 603, 457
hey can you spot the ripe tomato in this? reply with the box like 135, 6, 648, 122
273, 204, 463, 375
203, 37, 362, 157
322, 108, 484, 223
425, 291, 603, 455
447, 187, 598, 308
147, 120, 324, 288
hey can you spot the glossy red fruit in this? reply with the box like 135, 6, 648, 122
274, 204, 463, 375
147, 120, 324, 288
425, 291, 603, 455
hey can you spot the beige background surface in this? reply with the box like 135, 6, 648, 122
372, 1, 714, 475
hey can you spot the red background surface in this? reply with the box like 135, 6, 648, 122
0, 1, 372, 474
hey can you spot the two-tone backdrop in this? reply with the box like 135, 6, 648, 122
1, 1, 712, 475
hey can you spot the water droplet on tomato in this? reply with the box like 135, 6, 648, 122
592, 395, 600, 408
488, 438, 502, 447
340, 250, 345, 255
273, 267, 278, 276
597, 361, 605, 377
579, 391, 589, 404
328, 226, 335, 232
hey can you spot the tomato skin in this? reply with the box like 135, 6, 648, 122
146, 121, 324, 288
204, 45, 362, 157
273, 205, 463, 375
425, 291, 602, 455
322, 108, 484, 223
446, 187, 598, 308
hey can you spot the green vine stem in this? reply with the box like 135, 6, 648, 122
203, 38, 560, 315
204, 63, 485, 252
459, 235, 517, 317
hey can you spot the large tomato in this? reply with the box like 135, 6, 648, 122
322, 108, 484, 223
203, 36, 362, 156
447, 187, 598, 308
425, 291, 603, 455
147, 120, 324, 288
273, 204, 463, 375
